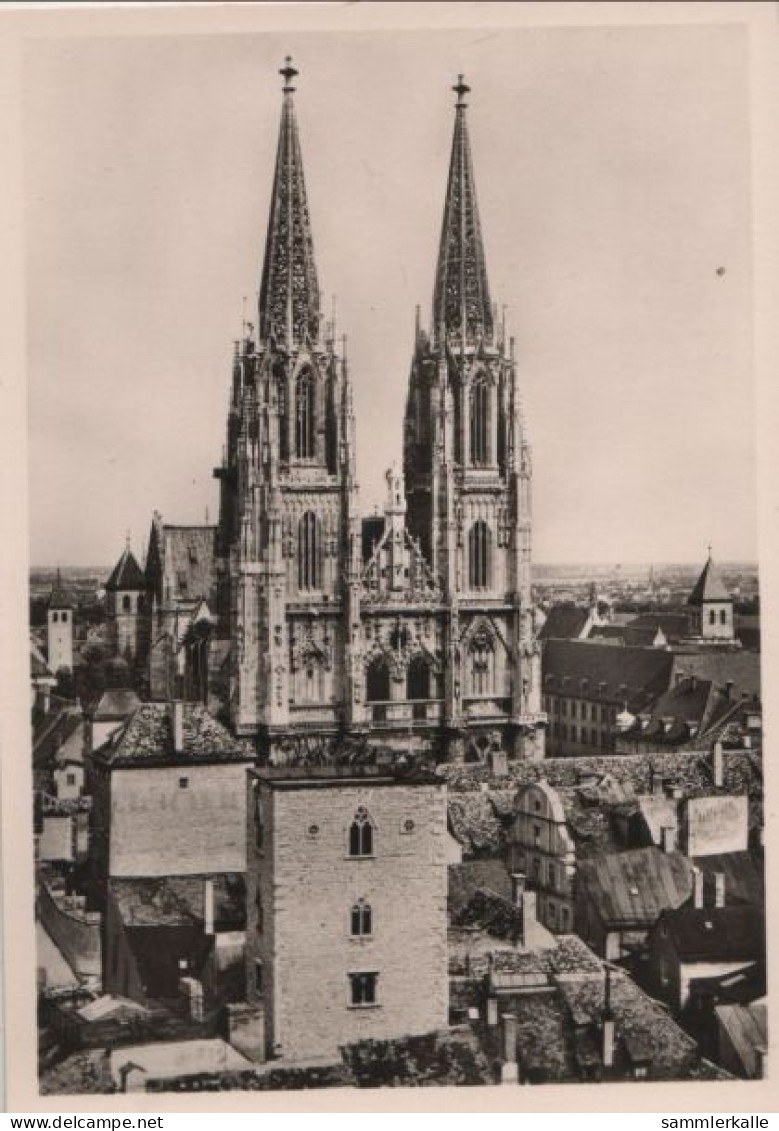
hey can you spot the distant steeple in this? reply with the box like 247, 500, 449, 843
433, 75, 493, 347
258, 57, 321, 347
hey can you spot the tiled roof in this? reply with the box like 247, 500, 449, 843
691, 852, 764, 908
628, 612, 693, 643
714, 1002, 767, 1075
48, 574, 74, 610
558, 969, 725, 1080
31, 638, 54, 679
688, 556, 731, 606
105, 548, 145, 592
577, 846, 693, 928
456, 888, 523, 943
538, 604, 591, 642
110, 874, 246, 931
670, 652, 760, 701
92, 688, 141, 720
661, 904, 765, 963
98, 702, 254, 766
447, 793, 505, 856
542, 639, 673, 708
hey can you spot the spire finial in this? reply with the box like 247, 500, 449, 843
280, 55, 298, 93
453, 73, 470, 107
125, 529, 131, 553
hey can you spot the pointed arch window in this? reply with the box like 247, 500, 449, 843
406, 654, 431, 701
468, 520, 491, 590
349, 806, 374, 858
297, 511, 320, 591
366, 655, 391, 703
295, 368, 315, 459
350, 898, 373, 937
469, 633, 495, 697
470, 376, 490, 466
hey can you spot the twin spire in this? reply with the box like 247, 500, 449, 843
258, 57, 321, 348
257, 61, 493, 350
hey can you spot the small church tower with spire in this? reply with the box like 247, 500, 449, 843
105, 537, 147, 662
687, 548, 734, 642
47, 570, 74, 675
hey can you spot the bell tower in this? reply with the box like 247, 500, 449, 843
215, 59, 360, 749
403, 76, 545, 760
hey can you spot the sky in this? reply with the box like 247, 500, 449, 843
24, 22, 755, 568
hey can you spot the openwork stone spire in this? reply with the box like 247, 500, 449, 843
259, 57, 321, 347
433, 75, 493, 347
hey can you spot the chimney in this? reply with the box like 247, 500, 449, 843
661, 825, 676, 853
500, 1013, 519, 1084
712, 741, 724, 788
602, 967, 616, 1069
511, 873, 526, 907
172, 700, 185, 754
725, 680, 734, 701
755, 1045, 767, 1080
714, 872, 726, 909
692, 866, 704, 909
40, 685, 51, 714
204, 877, 215, 935
486, 997, 499, 1027
651, 767, 664, 796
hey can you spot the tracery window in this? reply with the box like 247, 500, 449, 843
295, 368, 315, 459
406, 654, 431, 700
468, 520, 491, 590
297, 511, 320, 591
469, 634, 495, 697
348, 806, 374, 857
366, 655, 391, 703
470, 376, 490, 466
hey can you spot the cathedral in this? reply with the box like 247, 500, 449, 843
129, 60, 546, 765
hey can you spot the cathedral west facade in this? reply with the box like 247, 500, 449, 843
137, 61, 546, 765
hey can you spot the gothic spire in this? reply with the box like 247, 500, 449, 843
433, 75, 493, 348
258, 57, 321, 347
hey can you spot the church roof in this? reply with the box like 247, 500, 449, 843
688, 554, 730, 606
105, 547, 145, 592
433, 76, 493, 346
48, 570, 74, 610
258, 58, 320, 347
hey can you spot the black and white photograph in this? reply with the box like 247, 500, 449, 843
5, 0, 776, 1109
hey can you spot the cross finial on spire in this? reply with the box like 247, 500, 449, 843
280, 55, 298, 93
707, 543, 713, 559
453, 73, 470, 107
125, 529, 131, 552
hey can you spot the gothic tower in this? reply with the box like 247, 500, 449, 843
215, 60, 360, 747
403, 77, 545, 760
47, 569, 74, 676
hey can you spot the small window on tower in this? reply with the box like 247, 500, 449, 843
61, 612, 68, 624
179, 777, 189, 790
348, 972, 378, 1007
52, 612, 58, 624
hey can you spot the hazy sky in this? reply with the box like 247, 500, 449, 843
25, 23, 754, 568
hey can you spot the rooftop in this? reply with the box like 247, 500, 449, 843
576, 846, 693, 928
97, 702, 254, 767
251, 764, 442, 789
658, 904, 765, 963
110, 874, 246, 931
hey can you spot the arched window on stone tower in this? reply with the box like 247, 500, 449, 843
366, 655, 391, 702
122, 595, 132, 613
470, 375, 490, 466
297, 511, 320, 591
295, 368, 315, 459
348, 807, 374, 857
406, 654, 431, 700
468, 633, 495, 697
468, 520, 491, 590
277, 371, 289, 462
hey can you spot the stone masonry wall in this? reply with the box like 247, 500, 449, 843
248, 778, 449, 1062
110, 762, 251, 877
